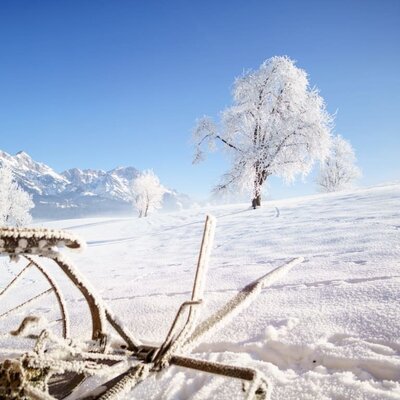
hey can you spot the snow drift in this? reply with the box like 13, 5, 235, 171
0, 183, 399, 399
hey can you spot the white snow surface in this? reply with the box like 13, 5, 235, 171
1, 183, 400, 399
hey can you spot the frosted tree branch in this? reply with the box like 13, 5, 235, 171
192, 56, 334, 205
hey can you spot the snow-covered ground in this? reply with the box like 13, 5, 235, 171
1, 183, 400, 399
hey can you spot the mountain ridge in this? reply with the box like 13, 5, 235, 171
0, 150, 193, 219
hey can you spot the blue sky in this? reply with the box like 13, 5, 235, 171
0, 0, 399, 200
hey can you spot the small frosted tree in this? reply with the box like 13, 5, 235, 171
131, 170, 167, 217
193, 56, 333, 208
0, 166, 34, 226
317, 135, 361, 192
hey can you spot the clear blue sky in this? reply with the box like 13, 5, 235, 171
0, 0, 399, 200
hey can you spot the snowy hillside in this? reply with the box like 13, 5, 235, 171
0, 150, 193, 219
1, 183, 400, 399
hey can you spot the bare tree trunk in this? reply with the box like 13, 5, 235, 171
251, 179, 261, 209
143, 194, 150, 217
251, 169, 268, 209
251, 193, 262, 209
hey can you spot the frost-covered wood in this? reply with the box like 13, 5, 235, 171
0, 166, 34, 226
0, 217, 303, 400
25, 256, 70, 338
182, 257, 304, 353
316, 135, 361, 192
131, 170, 167, 217
153, 215, 216, 368
193, 56, 333, 207
0, 227, 105, 341
0, 226, 84, 256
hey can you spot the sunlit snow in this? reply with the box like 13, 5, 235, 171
1, 183, 399, 399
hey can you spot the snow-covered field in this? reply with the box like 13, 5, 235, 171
1, 183, 400, 399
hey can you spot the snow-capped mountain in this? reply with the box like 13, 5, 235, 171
0, 150, 69, 195
62, 167, 139, 202
0, 150, 193, 219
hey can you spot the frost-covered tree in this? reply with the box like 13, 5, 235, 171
0, 166, 34, 226
131, 170, 167, 217
316, 135, 361, 192
193, 56, 333, 208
